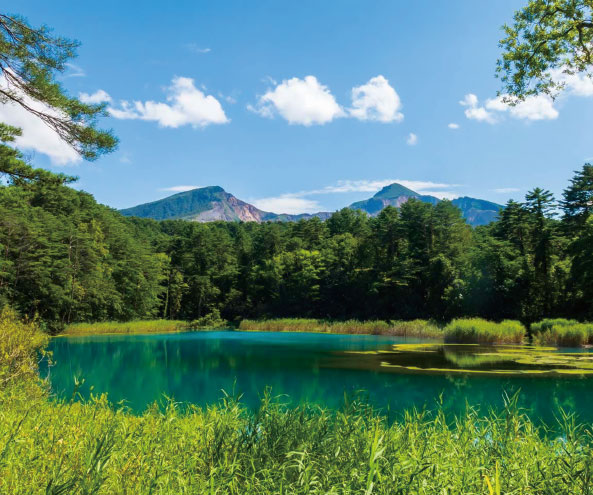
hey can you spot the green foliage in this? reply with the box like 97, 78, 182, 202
188, 308, 228, 329
63, 319, 187, 336
497, 0, 593, 99
0, 307, 47, 387
0, 13, 117, 170
0, 181, 166, 331
3, 164, 593, 333
444, 318, 526, 344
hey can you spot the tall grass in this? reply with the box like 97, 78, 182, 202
444, 318, 526, 344
62, 319, 187, 336
532, 318, 593, 347
2, 385, 593, 494
239, 318, 443, 338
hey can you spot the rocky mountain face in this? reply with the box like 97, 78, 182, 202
120, 183, 502, 226
348, 183, 502, 226
119, 186, 331, 223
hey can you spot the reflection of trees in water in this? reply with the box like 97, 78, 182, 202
46, 334, 593, 423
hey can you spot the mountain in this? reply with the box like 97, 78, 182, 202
119, 186, 331, 222
348, 184, 502, 226
120, 183, 502, 227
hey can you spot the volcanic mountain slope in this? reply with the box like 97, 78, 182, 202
119, 186, 331, 222
120, 184, 503, 226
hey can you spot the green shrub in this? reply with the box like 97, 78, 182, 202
0, 307, 48, 388
188, 309, 228, 329
444, 318, 525, 344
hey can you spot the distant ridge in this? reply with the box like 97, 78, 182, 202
348, 184, 502, 225
120, 183, 503, 226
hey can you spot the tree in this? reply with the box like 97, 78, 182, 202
561, 163, 593, 231
0, 13, 117, 180
497, 0, 593, 99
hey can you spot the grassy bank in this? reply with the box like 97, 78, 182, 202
4, 308, 593, 493
239, 318, 443, 338
444, 318, 526, 344
62, 319, 188, 336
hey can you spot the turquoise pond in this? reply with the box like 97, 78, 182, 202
44, 330, 593, 423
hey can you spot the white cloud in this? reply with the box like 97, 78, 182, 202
349, 75, 403, 122
251, 195, 321, 214
494, 187, 520, 194
406, 132, 418, 145
448, 122, 459, 129
186, 43, 211, 54
108, 76, 229, 128
64, 63, 85, 78
249, 75, 344, 125
487, 94, 558, 121
250, 75, 405, 126
305, 179, 458, 196
250, 179, 464, 214
460, 92, 558, 123
119, 152, 132, 164
0, 74, 81, 165
79, 89, 112, 104
549, 68, 593, 97
418, 190, 460, 200
460, 93, 497, 123
160, 185, 202, 192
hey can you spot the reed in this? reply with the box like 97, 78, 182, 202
239, 318, 443, 338
62, 319, 187, 336
2, 384, 593, 494
532, 318, 593, 347
444, 318, 526, 344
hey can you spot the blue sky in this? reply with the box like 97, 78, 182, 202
3, 0, 593, 213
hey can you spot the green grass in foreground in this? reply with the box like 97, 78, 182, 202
62, 319, 187, 336
239, 318, 443, 338
444, 318, 526, 344
3, 307, 593, 493
3, 383, 593, 494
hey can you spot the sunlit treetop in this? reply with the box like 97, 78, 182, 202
497, 0, 593, 100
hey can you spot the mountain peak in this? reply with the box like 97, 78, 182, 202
373, 183, 419, 199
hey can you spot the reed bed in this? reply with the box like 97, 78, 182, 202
62, 319, 187, 336
239, 318, 443, 338
444, 318, 526, 344
532, 318, 593, 347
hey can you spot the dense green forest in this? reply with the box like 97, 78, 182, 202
2, 164, 592, 332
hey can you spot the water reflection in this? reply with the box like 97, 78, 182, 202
44, 331, 593, 423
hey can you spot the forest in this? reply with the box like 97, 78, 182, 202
2, 163, 592, 332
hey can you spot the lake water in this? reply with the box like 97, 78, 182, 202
45, 330, 593, 423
